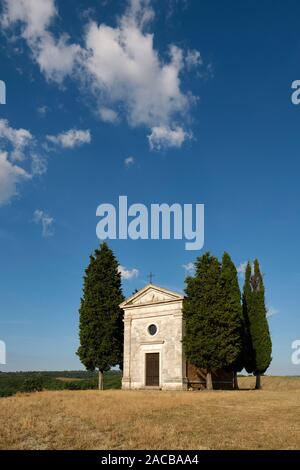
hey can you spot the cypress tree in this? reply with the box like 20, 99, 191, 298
251, 259, 272, 389
218, 252, 243, 389
77, 242, 124, 389
242, 262, 255, 375
183, 252, 222, 390
242, 260, 272, 389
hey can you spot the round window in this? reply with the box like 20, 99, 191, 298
148, 324, 157, 336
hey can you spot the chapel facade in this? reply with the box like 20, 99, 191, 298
120, 283, 233, 390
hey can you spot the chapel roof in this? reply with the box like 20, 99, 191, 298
120, 283, 183, 308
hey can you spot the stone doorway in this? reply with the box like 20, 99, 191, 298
145, 352, 159, 386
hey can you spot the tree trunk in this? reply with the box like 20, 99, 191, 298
206, 371, 213, 390
255, 374, 261, 390
233, 372, 239, 390
98, 370, 104, 390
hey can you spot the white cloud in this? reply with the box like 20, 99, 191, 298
1, 0, 81, 83
46, 129, 91, 149
267, 306, 279, 318
0, 119, 34, 205
237, 261, 256, 277
124, 156, 135, 167
37, 105, 49, 116
99, 107, 119, 123
1, 0, 56, 37
0, 119, 91, 206
84, 17, 189, 131
128, 0, 155, 27
182, 262, 194, 274
0, 119, 33, 161
237, 261, 248, 277
33, 209, 55, 237
1, 0, 201, 148
148, 125, 191, 150
118, 265, 139, 280
185, 49, 202, 70
36, 33, 81, 83
31, 153, 47, 176
0, 151, 30, 205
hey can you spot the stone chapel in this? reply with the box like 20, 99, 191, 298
120, 283, 233, 390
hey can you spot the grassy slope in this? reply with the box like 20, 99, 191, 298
0, 376, 300, 450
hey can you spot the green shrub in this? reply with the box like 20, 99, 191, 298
21, 376, 43, 393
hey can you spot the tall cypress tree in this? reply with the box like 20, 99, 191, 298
77, 242, 124, 389
251, 259, 272, 388
242, 260, 272, 389
218, 252, 243, 389
183, 252, 222, 389
242, 262, 255, 374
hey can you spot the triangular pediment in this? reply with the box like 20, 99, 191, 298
120, 284, 183, 308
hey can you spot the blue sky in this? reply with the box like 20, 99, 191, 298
0, 0, 300, 374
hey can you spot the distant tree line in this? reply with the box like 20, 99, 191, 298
0, 371, 122, 397
77, 244, 272, 390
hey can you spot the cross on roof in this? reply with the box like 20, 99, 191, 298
147, 272, 155, 284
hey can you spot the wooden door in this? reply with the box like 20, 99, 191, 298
145, 353, 159, 386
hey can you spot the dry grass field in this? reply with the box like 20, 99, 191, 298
0, 376, 300, 450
